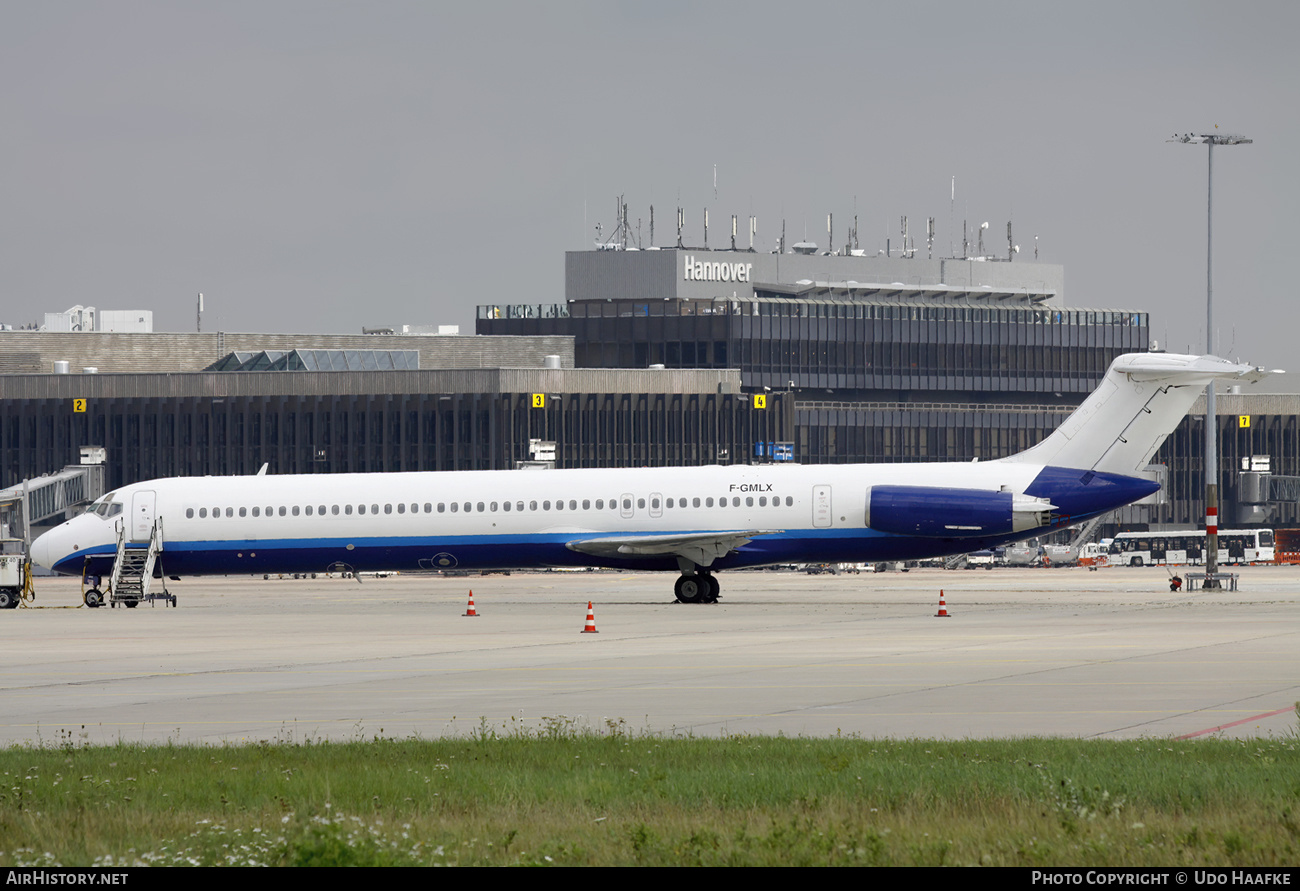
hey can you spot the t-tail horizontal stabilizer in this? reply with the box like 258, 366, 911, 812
1000, 353, 1271, 475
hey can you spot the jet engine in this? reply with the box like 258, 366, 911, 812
865, 486, 1055, 538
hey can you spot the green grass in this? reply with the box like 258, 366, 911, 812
1, 718, 1298, 866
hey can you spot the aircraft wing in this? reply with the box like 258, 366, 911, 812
565, 530, 783, 567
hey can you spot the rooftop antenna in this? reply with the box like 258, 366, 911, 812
649, 205, 654, 248
730, 214, 737, 251
1007, 221, 1014, 262
197, 293, 203, 334
676, 206, 684, 248
900, 216, 909, 259
927, 217, 935, 260
950, 176, 955, 257
827, 213, 833, 256
749, 215, 757, 251
978, 221, 988, 256
1034, 234, 1039, 260
703, 208, 709, 250
780, 219, 786, 254
610, 194, 633, 248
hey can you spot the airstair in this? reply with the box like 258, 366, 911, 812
1067, 515, 1106, 551
108, 519, 174, 608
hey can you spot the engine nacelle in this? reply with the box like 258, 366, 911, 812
865, 486, 1055, 538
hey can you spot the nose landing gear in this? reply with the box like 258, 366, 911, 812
82, 572, 104, 608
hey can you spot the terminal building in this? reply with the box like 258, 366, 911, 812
478, 249, 1147, 463
0, 349, 783, 491
2, 243, 1297, 534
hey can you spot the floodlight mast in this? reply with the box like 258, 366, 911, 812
1169, 131, 1253, 588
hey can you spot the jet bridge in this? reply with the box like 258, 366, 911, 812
0, 456, 107, 609
1238, 460, 1300, 525
0, 462, 107, 540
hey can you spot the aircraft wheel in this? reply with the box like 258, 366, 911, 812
84, 589, 103, 608
674, 574, 706, 604
703, 575, 720, 603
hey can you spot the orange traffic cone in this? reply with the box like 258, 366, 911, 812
581, 601, 598, 633
935, 590, 950, 618
464, 591, 478, 617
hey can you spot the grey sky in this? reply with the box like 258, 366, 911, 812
2, 2, 1296, 368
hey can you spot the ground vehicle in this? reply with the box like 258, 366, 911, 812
1078, 541, 1109, 567
1106, 529, 1275, 566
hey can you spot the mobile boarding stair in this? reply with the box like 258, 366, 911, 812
107, 519, 175, 608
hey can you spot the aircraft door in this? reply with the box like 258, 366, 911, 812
812, 485, 832, 528
131, 490, 157, 542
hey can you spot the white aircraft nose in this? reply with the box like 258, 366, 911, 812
29, 528, 55, 570
29, 523, 81, 572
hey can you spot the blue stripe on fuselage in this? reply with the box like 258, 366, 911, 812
57, 528, 1027, 576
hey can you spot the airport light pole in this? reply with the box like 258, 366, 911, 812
1170, 131, 1252, 587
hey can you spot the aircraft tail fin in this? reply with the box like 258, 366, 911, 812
1000, 353, 1270, 475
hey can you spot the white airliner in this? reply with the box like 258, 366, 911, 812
30, 353, 1266, 603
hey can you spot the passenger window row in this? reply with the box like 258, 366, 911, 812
184, 495, 796, 519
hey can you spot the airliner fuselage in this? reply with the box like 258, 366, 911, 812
28, 352, 1267, 604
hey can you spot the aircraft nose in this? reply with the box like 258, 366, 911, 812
29, 524, 74, 572
29, 528, 54, 570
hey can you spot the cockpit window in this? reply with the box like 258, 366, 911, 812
91, 494, 122, 520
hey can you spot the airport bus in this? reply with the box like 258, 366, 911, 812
1106, 529, 1275, 567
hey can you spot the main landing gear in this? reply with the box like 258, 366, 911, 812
674, 572, 720, 604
